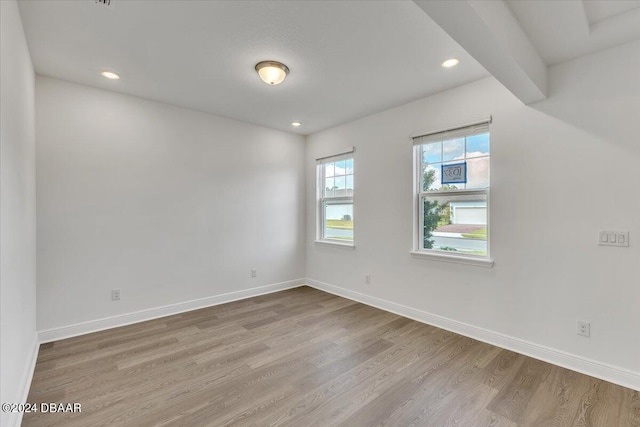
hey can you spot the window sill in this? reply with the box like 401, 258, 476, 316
315, 240, 355, 249
410, 251, 494, 268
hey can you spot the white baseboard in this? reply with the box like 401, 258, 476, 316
38, 279, 306, 344
7, 335, 40, 427
305, 278, 640, 392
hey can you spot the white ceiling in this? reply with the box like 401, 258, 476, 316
583, 0, 640, 24
17, 0, 489, 135
17, 0, 640, 131
506, 0, 640, 65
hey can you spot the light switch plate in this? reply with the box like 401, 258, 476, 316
599, 231, 629, 247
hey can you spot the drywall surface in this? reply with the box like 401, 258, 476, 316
36, 76, 305, 330
306, 41, 640, 375
1, 0, 37, 424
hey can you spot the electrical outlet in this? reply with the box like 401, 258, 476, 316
577, 320, 590, 337
111, 289, 121, 301
251, 268, 257, 278
364, 274, 371, 285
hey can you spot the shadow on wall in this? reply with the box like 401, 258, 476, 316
529, 40, 640, 157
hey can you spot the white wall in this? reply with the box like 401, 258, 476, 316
306, 41, 640, 381
0, 1, 37, 425
36, 76, 306, 331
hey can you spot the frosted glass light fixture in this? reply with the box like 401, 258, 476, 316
255, 61, 289, 85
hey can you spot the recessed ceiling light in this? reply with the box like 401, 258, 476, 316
101, 71, 120, 80
255, 61, 289, 85
441, 58, 460, 68
291, 122, 302, 127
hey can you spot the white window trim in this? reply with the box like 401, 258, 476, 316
316, 148, 355, 247
314, 239, 356, 249
409, 250, 494, 267
411, 120, 493, 267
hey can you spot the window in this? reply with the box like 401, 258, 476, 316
317, 149, 354, 245
412, 119, 492, 265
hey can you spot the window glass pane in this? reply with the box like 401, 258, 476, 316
440, 161, 466, 191
335, 160, 347, 175
345, 158, 354, 174
465, 157, 490, 189
423, 142, 441, 165
324, 202, 353, 241
334, 175, 346, 191
325, 162, 336, 178
423, 163, 442, 191
346, 175, 354, 192
324, 177, 335, 197
465, 133, 490, 158
422, 193, 487, 256
442, 138, 465, 161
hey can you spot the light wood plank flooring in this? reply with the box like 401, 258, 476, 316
24, 287, 639, 426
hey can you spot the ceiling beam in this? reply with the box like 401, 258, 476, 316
414, 0, 548, 104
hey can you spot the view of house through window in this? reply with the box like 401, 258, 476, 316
317, 151, 354, 243
415, 124, 490, 257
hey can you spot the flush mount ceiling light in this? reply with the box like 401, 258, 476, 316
291, 122, 302, 127
441, 58, 460, 68
255, 61, 289, 85
101, 71, 120, 79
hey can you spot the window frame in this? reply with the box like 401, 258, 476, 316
316, 149, 355, 247
411, 120, 493, 267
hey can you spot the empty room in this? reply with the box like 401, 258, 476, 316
1, 0, 639, 426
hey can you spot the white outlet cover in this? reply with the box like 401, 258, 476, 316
577, 321, 590, 337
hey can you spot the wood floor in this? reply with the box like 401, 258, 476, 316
24, 287, 639, 426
